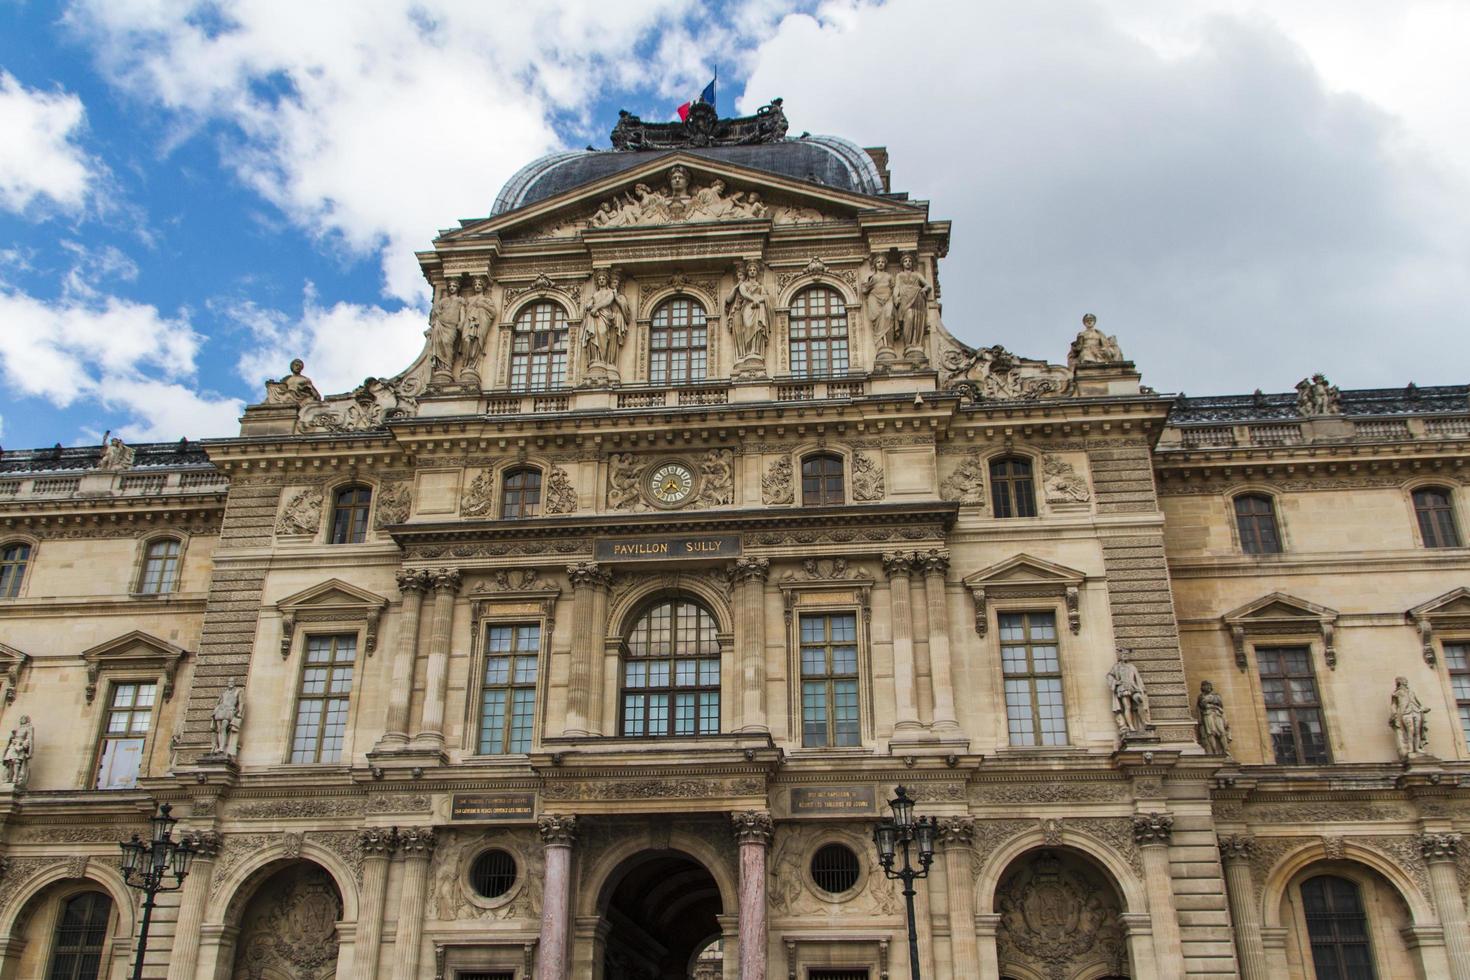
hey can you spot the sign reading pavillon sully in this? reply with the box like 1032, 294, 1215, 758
593, 533, 742, 563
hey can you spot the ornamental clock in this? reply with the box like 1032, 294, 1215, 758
647, 461, 696, 507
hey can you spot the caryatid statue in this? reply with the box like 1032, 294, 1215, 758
2, 715, 33, 787
460, 275, 497, 382
726, 260, 771, 375
1195, 680, 1232, 756
428, 277, 466, 379
1389, 675, 1429, 759
892, 253, 932, 356
1106, 648, 1152, 735
581, 269, 629, 383
861, 253, 896, 356
210, 677, 245, 759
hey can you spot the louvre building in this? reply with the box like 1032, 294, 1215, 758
2, 101, 1470, 980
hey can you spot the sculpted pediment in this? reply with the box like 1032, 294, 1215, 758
80, 631, 188, 703
1223, 593, 1337, 625
963, 555, 1086, 636
1222, 592, 1339, 669
274, 579, 389, 613
270, 579, 389, 658
0, 643, 28, 704
963, 554, 1086, 589
1407, 587, 1470, 665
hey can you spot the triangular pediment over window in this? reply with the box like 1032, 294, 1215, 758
1407, 586, 1470, 666
962, 554, 1087, 636
270, 579, 389, 658
80, 631, 188, 703
0, 642, 28, 704
1222, 592, 1339, 670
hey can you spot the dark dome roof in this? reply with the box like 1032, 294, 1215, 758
491, 136, 886, 216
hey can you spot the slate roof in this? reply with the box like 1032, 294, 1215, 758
1169, 384, 1469, 425
0, 440, 215, 475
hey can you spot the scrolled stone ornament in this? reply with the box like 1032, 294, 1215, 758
1131, 811, 1173, 846
1217, 834, 1254, 863
538, 814, 577, 846
731, 810, 773, 846
1419, 832, 1461, 863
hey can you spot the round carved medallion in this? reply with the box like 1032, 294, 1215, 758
645, 459, 697, 508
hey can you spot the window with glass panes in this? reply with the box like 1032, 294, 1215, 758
1413, 487, 1461, 548
1301, 875, 1377, 980
650, 297, 708, 384
1257, 646, 1329, 764
329, 486, 371, 544
137, 538, 181, 594
789, 286, 849, 378
801, 454, 844, 506
45, 891, 112, 980
290, 634, 356, 763
999, 612, 1067, 746
1445, 642, 1470, 747
479, 624, 539, 754
95, 681, 156, 789
501, 468, 542, 519
1234, 494, 1282, 554
0, 542, 30, 598
621, 599, 720, 737
989, 457, 1037, 518
510, 301, 569, 391
800, 612, 860, 747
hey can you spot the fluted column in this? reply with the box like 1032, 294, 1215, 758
413, 569, 461, 745
380, 570, 429, 746
1218, 835, 1268, 980
883, 552, 922, 736
732, 810, 773, 980
166, 832, 221, 980
1133, 812, 1182, 980
565, 563, 612, 736
1422, 833, 1470, 980
537, 815, 577, 980
733, 558, 770, 733
918, 549, 960, 736
353, 828, 397, 980
937, 818, 979, 977
390, 828, 435, 980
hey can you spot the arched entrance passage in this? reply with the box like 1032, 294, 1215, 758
599, 850, 723, 980
995, 848, 1131, 980
227, 861, 344, 979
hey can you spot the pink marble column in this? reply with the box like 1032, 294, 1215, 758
537, 815, 577, 980
732, 810, 773, 980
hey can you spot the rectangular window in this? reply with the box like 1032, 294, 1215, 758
290, 634, 356, 763
1446, 642, 1470, 746
998, 611, 1068, 746
479, 624, 540, 754
1258, 646, 1329, 764
799, 612, 860, 747
96, 681, 156, 789
808, 971, 870, 980
138, 539, 181, 594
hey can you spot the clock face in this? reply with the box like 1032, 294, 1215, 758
648, 462, 695, 506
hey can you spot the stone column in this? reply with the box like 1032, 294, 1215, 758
732, 810, 773, 980
1422, 833, 1470, 980
733, 558, 771, 733
1133, 812, 1182, 980
565, 563, 612, 736
166, 832, 221, 980
537, 815, 577, 980
390, 828, 435, 980
413, 569, 461, 745
937, 818, 979, 977
882, 551, 923, 737
380, 570, 429, 746
974, 912, 1001, 979
1217, 835, 1269, 980
918, 549, 961, 736
353, 828, 397, 980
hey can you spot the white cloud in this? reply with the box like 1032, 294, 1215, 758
0, 71, 96, 215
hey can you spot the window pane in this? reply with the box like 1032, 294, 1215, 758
620, 600, 719, 737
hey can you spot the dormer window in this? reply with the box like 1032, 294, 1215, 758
650, 297, 708, 384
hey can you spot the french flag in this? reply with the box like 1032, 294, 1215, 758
677, 77, 717, 121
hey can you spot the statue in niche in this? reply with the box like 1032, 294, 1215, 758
264, 359, 322, 405
1195, 681, 1232, 756
1067, 313, 1125, 369
861, 254, 897, 357
427, 277, 466, 379
2, 715, 32, 787
726, 260, 770, 375
1106, 649, 1151, 735
1389, 676, 1430, 759
209, 677, 245, 759
580, 269, 630, 384
460, 275, 496, 382
98, 435, 134, 470
892, 253, 932, 356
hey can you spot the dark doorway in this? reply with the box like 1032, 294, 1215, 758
601, 851, 722, 980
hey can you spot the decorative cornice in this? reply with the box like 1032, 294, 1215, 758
538, 814, 577, 847
731, 809, 773, 847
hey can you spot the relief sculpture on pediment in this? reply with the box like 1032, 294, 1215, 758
942, 341, 1072, 404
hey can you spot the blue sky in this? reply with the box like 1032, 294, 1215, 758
1, 1, 1466, 449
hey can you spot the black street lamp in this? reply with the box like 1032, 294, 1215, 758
873, 785, 936, 980
119, 803, 196, 980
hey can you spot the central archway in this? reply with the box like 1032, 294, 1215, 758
599, 850, 723, 980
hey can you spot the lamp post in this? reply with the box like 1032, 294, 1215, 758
119, 803, 196, 980
873, 785, 936, 980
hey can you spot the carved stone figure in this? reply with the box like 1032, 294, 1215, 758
2, 715, 32, 787
942, 343, 1073, 402
428, 278, 466, 378
610, 99, 787, 151
460, 276, 496, 381
373, 480, 411, 528
581, 269, 630, 384
98, 435, 134, 470
264, 359, 322, 405
1295, 373, 1342, 416
1068, 313, 1125, 369
1195, 681, 1232, 756
607, 453, 644, 511
298, 375, 422, 433
941, 455, 987, 505
544, 466, 578, 515
1106, 649, 1151, 734
233, 863, 343, 979
761, 457, 793, 505
210, 677, 244, 758
1389, 676, 1430, 759
1043, 456, 1091, 503
861, 254, 897, 356
892, 253, 931, 355
461, 472, 494, 518
276, 487, 324, 537
852, 452, 885, 501
726, 261, 770, 374
696, 450, 734, 508
996, 849, 1128, 980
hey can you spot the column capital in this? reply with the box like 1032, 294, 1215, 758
937, 816, 974, 848
881, 550, 915, 580
398, 826, 437, 858
731, 809, 773, 846
539, 814, 578, 847
566, 561, 613, 591
358, 826, 398, 858
1421, 832, 1462, 864
917, 547, 950, 578
395, 568, 431, 594
430, 568, 462, 594
1217, 833, 1255, 863
182, 830, 222, 858
732, 556, 771, 585
1132, 811, 1173, 847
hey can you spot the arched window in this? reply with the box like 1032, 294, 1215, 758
989, 457, 1037, 518
1300, 875, 1376, 979
501, 468, 542, 519
1413, 487, 1461, 548
621, 598, 720, 737
1234, 493, 1282, 554
789, 286, 848, 378
0, 542, 30, 598
510, 301, 570, 391
650, 297, 708, 384
137, 539, 181, 594
801, 454, 844, 506
45, 891, 113, 980
329, 485, 372, 544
